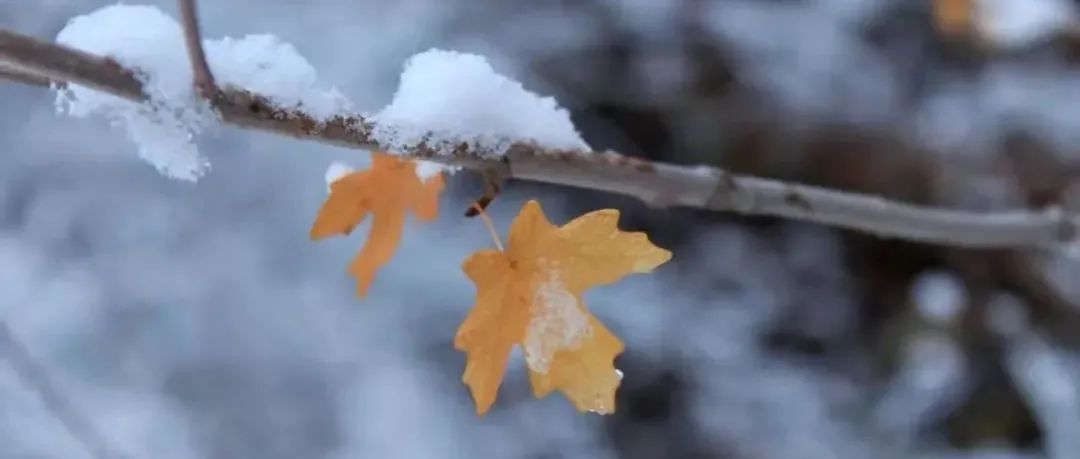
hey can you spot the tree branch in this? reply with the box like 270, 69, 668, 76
0, 322, 123, 459
0, 27, 1076, 250
0, 61, 52, 88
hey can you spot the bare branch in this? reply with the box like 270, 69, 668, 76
0, 322, 123, 459
0, 30, 142, 100
0, 62, 53, 88
177, 0, 216, 99
0, 28, 1076, 250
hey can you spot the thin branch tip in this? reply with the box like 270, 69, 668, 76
465, 167, 508, 217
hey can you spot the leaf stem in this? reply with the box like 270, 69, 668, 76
472, 203, 505, 252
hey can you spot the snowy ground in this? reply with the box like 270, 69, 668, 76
2, 1, 1079, 458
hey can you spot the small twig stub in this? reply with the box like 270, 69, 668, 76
465, 167, 507, 217
178, 0, 216, 99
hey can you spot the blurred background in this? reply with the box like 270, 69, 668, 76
4, 0, 1080, 458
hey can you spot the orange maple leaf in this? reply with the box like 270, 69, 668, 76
932, 0, 974, 37
310, 153, 444, 297
454, 200, 672, 415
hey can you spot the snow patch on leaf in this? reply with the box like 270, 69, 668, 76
324, 161, 355, 191
524, 264, 592, 374
414, 160, 455, 182
311, 153, 444, 297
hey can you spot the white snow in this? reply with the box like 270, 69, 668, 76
324, 157, 447, 191
912, 271, 967, 326
54, 6, 588, 182
872, 331, 967, 437
54, 4, 351, 181
1005, 334, 1080, 459
413, 160, 452, 182
323, 156, 446, 193
55, 5, 210, 181
522, 261, 592, 374
205, 34, 352, 119
371, 49, 589, 157
324, 161, 355, 191
976, 0, 1079, 49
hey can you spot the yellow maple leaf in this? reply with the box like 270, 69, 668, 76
311, 153, 444, 297
454, 200, 672, 415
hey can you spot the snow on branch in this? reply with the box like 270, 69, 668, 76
0, 5, 1078, 250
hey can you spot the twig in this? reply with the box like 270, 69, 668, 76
0, 62, 53, 88
472, 204, 505, 252
0, 322, 122, 459
0, 28, 1077, 250
177, 0, 216, 99
465, 167, 507, 217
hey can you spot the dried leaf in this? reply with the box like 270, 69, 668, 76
311, 152, 444, 297
454, 200, 672, 415
933, 0, 974, 37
